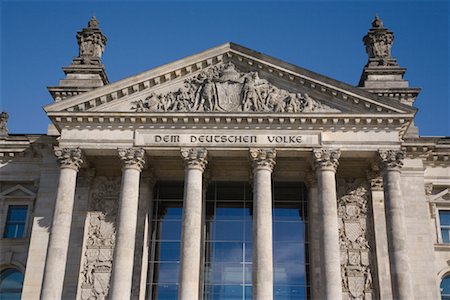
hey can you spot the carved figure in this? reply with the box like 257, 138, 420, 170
131, 62, 339, 113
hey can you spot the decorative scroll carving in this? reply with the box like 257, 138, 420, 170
181, 148, 208, 171
131, 62, 339, 113
79, 176, 120, 300
76, 16, 107, 65
313, 149, 340, 172
424, 183, 433, 196
54, 147, 84, 171
250, 148, 276, 172
118, 148, 146, 171
338, 179, 375, 300
378, 149, 405, 171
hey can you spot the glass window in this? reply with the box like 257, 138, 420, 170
0, 268, 24, 300
3, 206, 28, 239
441, 274, 450, 300
148, 182, 184, 300
440, 211, 450, 243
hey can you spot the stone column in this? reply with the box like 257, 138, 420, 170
250, 148, 276, 300
41, 147, 84, 300
306, 172, 322, 300
110, 148, 146, 300
179, 148, 208, 300
313, 149, 342, 300
378, 150, 413, 300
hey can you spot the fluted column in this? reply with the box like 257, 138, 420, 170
110, 148, 145, 300
41, 147, 84, 300
179, 148, 208, 300
378, 150, 413, 299
313, 149, 342, 300
250, 148, 276, 300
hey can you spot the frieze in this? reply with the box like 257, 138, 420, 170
337, 179, 375, 300
131, 62, 339, 114
79, 176, 120, 300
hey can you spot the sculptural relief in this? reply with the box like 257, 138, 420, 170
338, 179, 375, 300
79, 177, 120, 300
131, 62, 339, 113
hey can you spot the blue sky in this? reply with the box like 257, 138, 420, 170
1, 0, 449, 136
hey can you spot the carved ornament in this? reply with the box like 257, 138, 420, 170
54, 147, 84, 171
378, 149, 404, 171
313, 149, 340, 172
250, 148, 276, 172
131, 62, 338, 114
76, 16, 107, 65
181, 148, 208, 171
338, 179, 375, 300
118, 148, 146, 171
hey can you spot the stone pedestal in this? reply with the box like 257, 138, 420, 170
378, 150, 413, 300
179, 148, 208, 300
313, 149, 342, 300
110, 148, 145, 300
250, 149, 276, 300
41, 147, 84, 300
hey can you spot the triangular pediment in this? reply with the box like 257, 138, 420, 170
0, 185, 36, 198
45, 42, 416, 117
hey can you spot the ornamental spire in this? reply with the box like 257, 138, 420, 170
76, 16, 107, 65
363, 15, 395, 66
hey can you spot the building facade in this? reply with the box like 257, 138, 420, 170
0, 16, 449, 300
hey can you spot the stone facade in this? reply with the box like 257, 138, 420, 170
0, 16, 449, 300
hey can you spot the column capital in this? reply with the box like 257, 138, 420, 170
181, 148, 208, 171
313, 149, 340, 172
378, 149, 404, 171
54, 147, 85, 171
250, 148, 276, 172
118, 148, 146, 171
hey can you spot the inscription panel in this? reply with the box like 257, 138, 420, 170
135, 130, 321, 147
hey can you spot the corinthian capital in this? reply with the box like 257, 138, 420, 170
313, 149, 340, 172
54, 147, 84, 171
378, 150, 404, 171
250, 148, 276, 172
118, 148, 146, 171
181, 148, 208, 172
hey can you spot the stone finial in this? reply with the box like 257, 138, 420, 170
54, 147, 85, 171
378, 149, 405, 171
363, 15, 396, 66
312, 149, 340, 172
181, 148, 208, 171
76, 16, 107, 65
0, 112, 8, 136
249, 148, 276, 172
118, 148, 146, 171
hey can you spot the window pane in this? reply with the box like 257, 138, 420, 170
0, 268, 24, 300
442, 229, 450, 244
440, 211, 450, 226
274, 243, 305, 264
153, 263, 180, 284
151, 284, 178, 300
441, 275, 450, 299
6, 206, 27, 221
210, 242, 242, 263
213, 221, 244, 241
4, 206, 28, 239
155, 242, 180, 262
273, 221, 305, 242
156, 220, 182, 241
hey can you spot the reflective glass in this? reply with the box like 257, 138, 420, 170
3, 206, 27, 239
156, 242, 180, 262
440, 211, 450, 226
157, 220, 182, 241
151, 284, 178, 300
0, 268, 24, 300
210, 242, 242, 263
441, 275, 450, 300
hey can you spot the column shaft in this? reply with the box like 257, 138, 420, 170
313, 149, 342, 300
253, 168, 273, 300
307, 178, 322, 299
110, 148, 145, 300
41, 167, 79, 299
179, 148, 207, 300
383, 169, 413, 299
41, 147, 83, 300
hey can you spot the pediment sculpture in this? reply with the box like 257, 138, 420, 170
131, 62, 338, 113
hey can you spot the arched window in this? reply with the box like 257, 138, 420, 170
442, 274, 450, 300
0, 268, 24, 300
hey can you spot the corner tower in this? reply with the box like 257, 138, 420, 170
359, 16, 420, 107
48, 16, 109, 102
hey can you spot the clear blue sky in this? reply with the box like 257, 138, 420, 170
1, 0, 449, 136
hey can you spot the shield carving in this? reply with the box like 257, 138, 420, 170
215, 82, 243, 111
348, 275, 365, 298
93, 272, 111, 297
348, 250, 361, 266
344, 220, 362, 242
